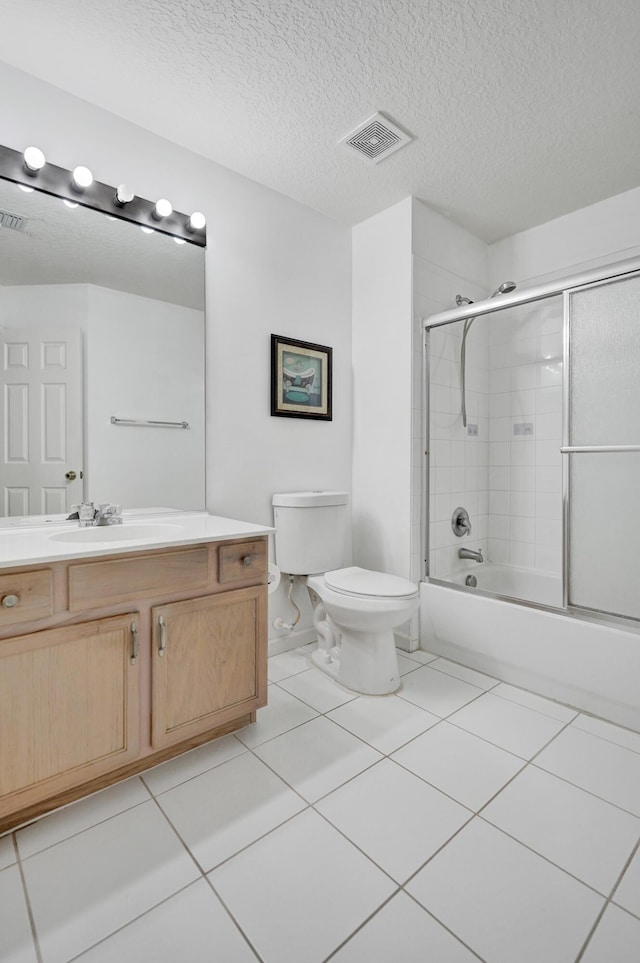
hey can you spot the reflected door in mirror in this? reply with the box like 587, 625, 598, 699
1, 327, 83, 515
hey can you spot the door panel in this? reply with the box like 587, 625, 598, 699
0, 613, 139, 814
151, 587, 267, 748
1, 327, 83, 515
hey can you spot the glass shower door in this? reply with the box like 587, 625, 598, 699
566, 273, 640, 620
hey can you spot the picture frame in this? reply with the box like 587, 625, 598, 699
271, 334, 332, 420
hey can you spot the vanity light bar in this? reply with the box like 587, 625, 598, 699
0, 144, 206, 247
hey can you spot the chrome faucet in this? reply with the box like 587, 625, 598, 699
458, 547, 484, 563
68, 502, 123, 527
93, 503, 123, 526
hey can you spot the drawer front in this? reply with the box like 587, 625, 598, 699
68, 548, 210, 611
0, 570, 53, 627
218, 540, 267, 584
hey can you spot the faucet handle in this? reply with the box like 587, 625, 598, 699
77, 502, 95, 520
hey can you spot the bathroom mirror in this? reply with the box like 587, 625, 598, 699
0, 174, 205, 519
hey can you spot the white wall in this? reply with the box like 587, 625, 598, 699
0, 60, 352, 644
490, 185, 640, 284
85, 285, 204, 510
352, 198, 413, 585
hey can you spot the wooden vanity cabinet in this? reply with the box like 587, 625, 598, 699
0, 613, 140, 813
0, 536, 268, 831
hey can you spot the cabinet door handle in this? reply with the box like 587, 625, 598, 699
1, 594, 19, 608
158, 615, 167, 657
130, 620, 139, 665
241, 555, 253, 567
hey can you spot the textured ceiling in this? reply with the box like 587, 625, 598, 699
1, 0, 639, 242
0, 180, 205, 309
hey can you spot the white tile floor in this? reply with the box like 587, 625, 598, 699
2, 643, 640, 962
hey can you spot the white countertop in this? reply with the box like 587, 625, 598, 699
0, 511, 274, 569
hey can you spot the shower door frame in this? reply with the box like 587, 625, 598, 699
421, 253, 640, 630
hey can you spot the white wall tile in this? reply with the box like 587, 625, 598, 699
535, 492, 562, 519
510, 390, 536, 415
488, 538, 510, 563
510, 442, 535, 466
536, 466, 561, 493
490, 369, 511, 393
488, 467, 510, 491
489, 514, 511, 540
510, 541, 536, 567
536, 517, 562, 546
536, 412, 562, 439
511, 492, 536, 517
511, 364, 536, 390
511, 467, 536, 491
489, 417, 511, 442
489, 490, 510, 514
489, 442, 510, 466
536, 440, 561, 466
489, 393, 510, 418
511, 516, 535, 543
537, 361, 563, 388
536, 386, 562, 414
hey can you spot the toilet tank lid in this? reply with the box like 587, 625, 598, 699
325, 566, 417, 598
272, 491, 349, 507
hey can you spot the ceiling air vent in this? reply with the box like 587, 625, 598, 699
0, 209, 27, 232
339, 112, 413, 164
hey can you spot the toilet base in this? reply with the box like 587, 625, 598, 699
310, 628, 401, 696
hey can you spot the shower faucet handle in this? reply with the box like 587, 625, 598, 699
451, 507, 472, 537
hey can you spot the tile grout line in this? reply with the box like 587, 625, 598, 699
65, 879, 210, 963
573, 835, 640, 961
13, 790, 153, 863
201, 874, 264, 962
12, 831, 44, 963
144, 791, 267, 962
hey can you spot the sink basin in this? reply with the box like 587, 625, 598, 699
49, 523, 184, 544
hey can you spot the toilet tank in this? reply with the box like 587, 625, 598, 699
273, 491, 350, 575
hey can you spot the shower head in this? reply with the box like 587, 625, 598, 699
488, 280, 516, 298
455, 295, 474, 306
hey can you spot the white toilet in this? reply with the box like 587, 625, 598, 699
272, 491, 420, 695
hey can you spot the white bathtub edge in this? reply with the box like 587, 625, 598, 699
420, 582, 640, 732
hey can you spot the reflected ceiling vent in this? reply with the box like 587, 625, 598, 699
339, 112, 413, 164
0, 209, 27, 232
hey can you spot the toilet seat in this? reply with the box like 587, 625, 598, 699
324, 566, 417, 600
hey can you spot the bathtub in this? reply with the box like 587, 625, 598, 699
420, 566, 640, 732
450, 562, 562, 609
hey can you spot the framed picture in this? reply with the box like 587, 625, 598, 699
271, 334, 332, 420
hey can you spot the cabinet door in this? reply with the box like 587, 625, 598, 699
0, 614, 140, 817
151, 587, 267, 749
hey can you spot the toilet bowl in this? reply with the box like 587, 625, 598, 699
306, 566, 420, 695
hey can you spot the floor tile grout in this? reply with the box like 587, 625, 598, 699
10, 643, 640, 963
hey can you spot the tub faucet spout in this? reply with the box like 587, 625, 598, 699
459, 547, 483, 563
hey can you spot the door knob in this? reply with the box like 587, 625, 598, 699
65, 470, 77, 481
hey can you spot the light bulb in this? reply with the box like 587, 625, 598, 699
187, 211, 206, 231
141, 226, 154, 234
63, 199, 79, 209
115, 184, 134, 206
71, 166, 93, 191
173, 237, 186, 245
23, 146, 46, 174
18, 184, 34, 193
153, 198, 172, 219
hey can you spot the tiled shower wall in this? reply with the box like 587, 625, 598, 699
427, 294, 564, 580
427, 320, 490, 579
486, 296, 564, 574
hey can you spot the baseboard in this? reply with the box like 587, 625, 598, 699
268, 626, 317, 657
